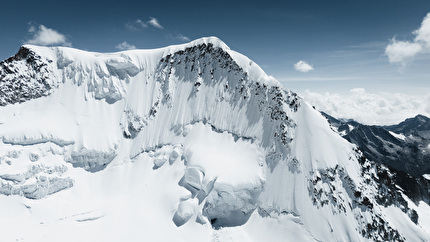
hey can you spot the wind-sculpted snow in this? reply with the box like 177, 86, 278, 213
56, 49, 142, 103
0, 163, 73, 199
203, 183, 262, 229
2, 136, 75, 147
68, 148, 117, 172
0, 174, 73, 200
0, 37, 429, 241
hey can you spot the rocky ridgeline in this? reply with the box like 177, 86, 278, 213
0, 46, 54, 105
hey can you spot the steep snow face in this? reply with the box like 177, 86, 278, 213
0, 37, 429, 241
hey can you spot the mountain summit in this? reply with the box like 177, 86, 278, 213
0, 37, 428, 241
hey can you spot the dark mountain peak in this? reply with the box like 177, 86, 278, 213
385, 114, 430, 137
414, 114, 430, 120
321, 111, 360, 134
0, 46, 54, 106
2, 46, 32, 63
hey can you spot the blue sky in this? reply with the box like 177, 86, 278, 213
1, 0, 429, 123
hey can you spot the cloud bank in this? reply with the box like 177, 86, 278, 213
294, 60, 314, 72
385, 13, 430, 65
302, 88, 430, 125
26, 24, 71, 46
116, 41, 136, 50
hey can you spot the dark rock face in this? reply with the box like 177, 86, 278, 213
346, 124, 427, 176
307, 153, 411, 241
322, 112, 430, 204
385, 114, 430, 140
0, 46, 54, 106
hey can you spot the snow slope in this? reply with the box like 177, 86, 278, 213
0, 37, 428, 241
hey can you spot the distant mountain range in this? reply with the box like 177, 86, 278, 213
322, 112, 430, 204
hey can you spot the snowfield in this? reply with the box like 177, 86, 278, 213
0, 37, 429, 241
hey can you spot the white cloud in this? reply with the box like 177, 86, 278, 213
115, 41, 136, 50
302, 88, 430, 125
126, 19, 147, 31
126, 17, 163, 31
385, 39, 422, 63
385, 12, 430, 64
294, 60, 314, 72
28, 25, 36, 33
414, 13, 430, 48
26, 24, 71, 46
148, 17, 163, 29
176, 34, 190, 42
166, 33, 191, 42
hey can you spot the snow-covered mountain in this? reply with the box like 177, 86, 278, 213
0, 37, 429, 241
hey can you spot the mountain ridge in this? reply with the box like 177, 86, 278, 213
322, 112, 430, 205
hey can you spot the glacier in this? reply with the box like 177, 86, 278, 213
0, 37, 429, 241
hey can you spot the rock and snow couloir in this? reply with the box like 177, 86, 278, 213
0, 37, 429, 241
